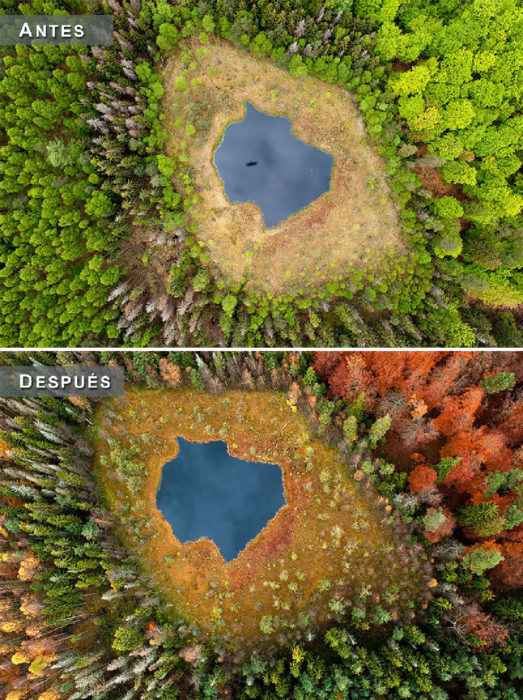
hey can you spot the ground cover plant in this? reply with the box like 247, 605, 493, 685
0, 350, 521, 699
0, 0, 521, 347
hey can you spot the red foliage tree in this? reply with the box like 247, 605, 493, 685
490, 542, 523, 592
459, 606, 509, 649
432, 387, 484, 435
408, 464, 437, 493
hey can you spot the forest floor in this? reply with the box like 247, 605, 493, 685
93, 385, 426, 654
160, 37, 404, 295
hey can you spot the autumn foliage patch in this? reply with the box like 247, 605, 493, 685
314, 351, 522, 592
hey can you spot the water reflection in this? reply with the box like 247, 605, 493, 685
214, 102, 333, 227
156, 438, 285, 561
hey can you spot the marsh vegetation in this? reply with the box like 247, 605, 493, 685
94, 386, 428, 652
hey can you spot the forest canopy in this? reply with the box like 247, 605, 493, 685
0, 0, 521, 347
0, 350, 521, 698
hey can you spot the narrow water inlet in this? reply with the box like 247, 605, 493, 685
214, 102, 333, 227
156, 438, 285, 562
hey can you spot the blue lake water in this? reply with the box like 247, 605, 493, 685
214, 102, 333, 227
156, 438, 285, 561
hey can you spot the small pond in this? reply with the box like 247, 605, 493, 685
214, 102, 333, 227
156, 438, 285, 561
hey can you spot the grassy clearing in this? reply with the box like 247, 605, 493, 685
94, 386, 427, 654
161, 38, 404, 295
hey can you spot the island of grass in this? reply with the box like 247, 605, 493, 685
161, 38, 404, 295
94, 386, 430, 655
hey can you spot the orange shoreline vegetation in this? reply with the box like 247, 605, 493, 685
93, 387, 428, 653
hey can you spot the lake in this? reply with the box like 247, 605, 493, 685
156, 438, 285, 561
214, 102, 333, 227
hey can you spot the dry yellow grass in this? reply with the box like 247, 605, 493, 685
94, 387, 424, 653
161, 38, 404, 294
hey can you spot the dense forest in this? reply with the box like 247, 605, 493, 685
0, 350, 521, 698
0, 0, 521, 347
